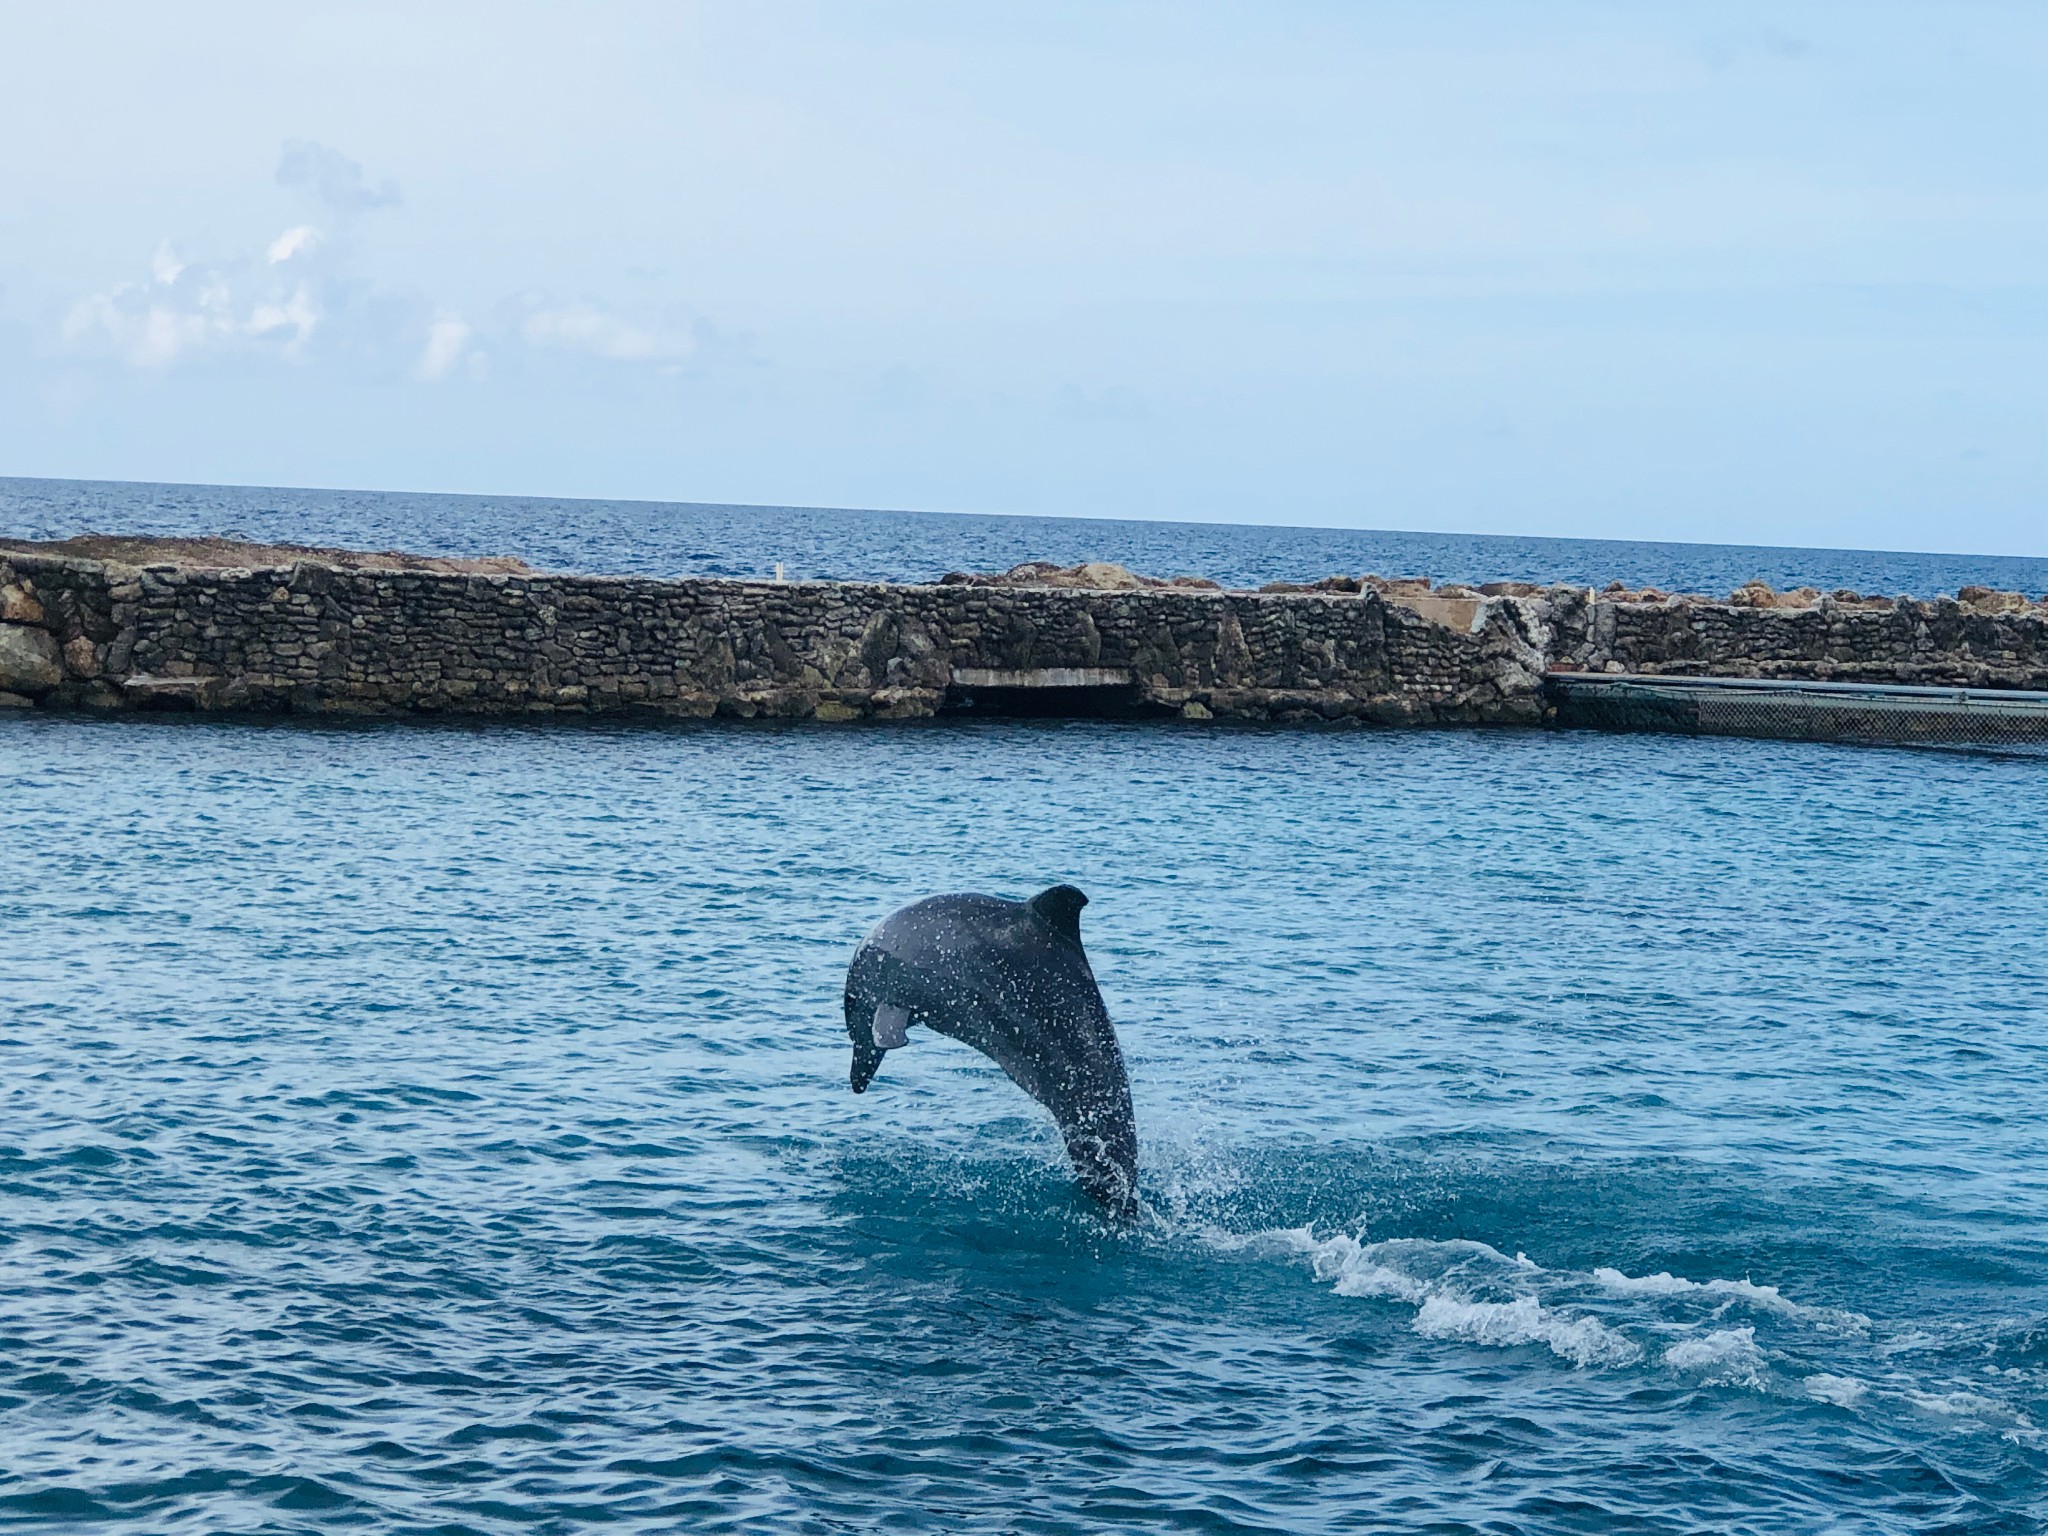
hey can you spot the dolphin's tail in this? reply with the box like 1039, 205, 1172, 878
1065, 1135, 1139, 1220
1060, 1102, 1140, 1220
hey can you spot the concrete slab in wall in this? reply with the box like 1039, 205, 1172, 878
950, 667, 1135, 689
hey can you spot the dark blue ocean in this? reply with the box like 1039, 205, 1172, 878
3, 480, 2046, 1533
6, 476, 2048, 595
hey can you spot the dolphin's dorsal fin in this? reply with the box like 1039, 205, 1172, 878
1027, 884, 1089, 944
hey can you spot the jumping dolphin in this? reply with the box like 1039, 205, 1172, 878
843, 885, 1139, 1217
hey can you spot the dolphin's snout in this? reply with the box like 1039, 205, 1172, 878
850, 1041, 884, 1093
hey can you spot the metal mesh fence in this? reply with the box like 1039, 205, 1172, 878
1548, 674, 2048, 751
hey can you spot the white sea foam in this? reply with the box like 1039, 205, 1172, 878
1804, 1373, 1868, 1407
1416, 1293, 1641, 1368
1294, 1232, 1430, 1304
1663, 1326, 1766, 1388
1905, 1389, 2010, 1419
1594, 1267, 1793, 1310
1236, 1227, 2029, 1440
1593, 1266, 1869, 1331
1261, 1229, 1638, 1368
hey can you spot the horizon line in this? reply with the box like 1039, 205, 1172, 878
2, 470, 2043, 569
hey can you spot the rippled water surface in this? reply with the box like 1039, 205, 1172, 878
3, 712, 2045, 1533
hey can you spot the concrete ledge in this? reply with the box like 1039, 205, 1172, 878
122, 674, 221, 709
950, 667, 1134, 689
1548, 671, 2048, 744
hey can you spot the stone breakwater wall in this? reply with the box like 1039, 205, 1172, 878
2, 547, 2046, 724
1549, 589, 2048, 689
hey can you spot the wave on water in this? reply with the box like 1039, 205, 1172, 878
1804, 1372, 1869, 1407
1590, 1264, 1872, 1331
1662, 1326, 1767, 1387
1190, 1221, 2041, 1446
1258, 1229, 1640, 1368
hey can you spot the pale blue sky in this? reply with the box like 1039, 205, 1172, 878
2, 2, 2043, 553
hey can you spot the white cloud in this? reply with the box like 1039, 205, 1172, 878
275, 139, 400, 215
247, 285, 319, 349
518, 300, 689, 364
416, 313, 477, 381
267, 224, 323, 263
150, 240, 185, 285
66, 239, 322, 369
61, 145, 401, 372
60, 142, 721, 387
129, 304, 208, 369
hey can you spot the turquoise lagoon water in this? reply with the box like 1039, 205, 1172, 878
2, 711, 2045, 1533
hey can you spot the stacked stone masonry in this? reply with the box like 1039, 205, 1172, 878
2, 548, 2045, 724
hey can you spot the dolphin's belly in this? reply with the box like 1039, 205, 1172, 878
857, 942, 1121, 1114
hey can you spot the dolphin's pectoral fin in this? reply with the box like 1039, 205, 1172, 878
871, 1003, 911, 1051
1026, 884, 1088, 945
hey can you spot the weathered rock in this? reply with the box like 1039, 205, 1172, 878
1959, 586, 2028, 615
871, 686, 943, 719
979, 561, 1137, 589
0, 623, 63, 691
947, 561, 1221, 592
1364, 576, 1435, 598
0, 690, 32, 709
1729, 581, 1824, 610
63, 635, 102, 677
0, 583, 44, 624
1260, 575, 1364, 595
0, 534, 532, 576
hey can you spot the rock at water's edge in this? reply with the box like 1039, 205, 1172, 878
942, 561, 1221, 592
0, 623, 63, 692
